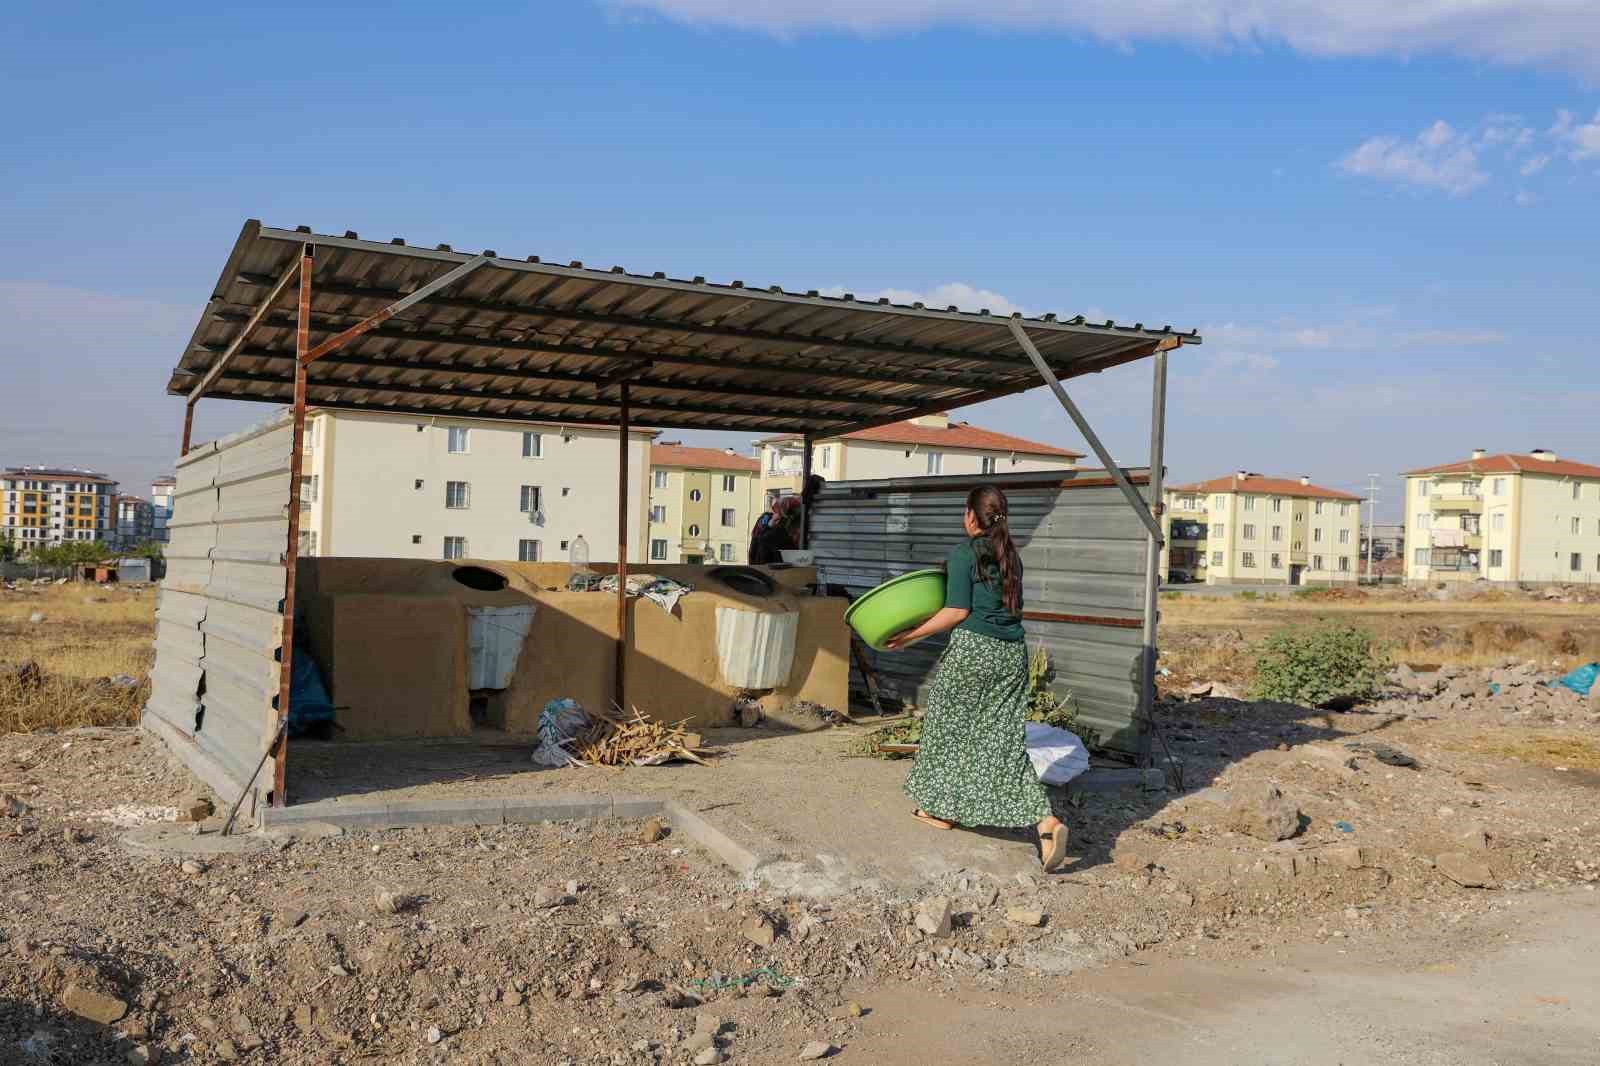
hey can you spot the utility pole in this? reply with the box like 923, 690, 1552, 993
1363, 475, 1381, 583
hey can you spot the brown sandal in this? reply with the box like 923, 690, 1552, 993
1038, 823, 1069, 872
913, 809, 954, 831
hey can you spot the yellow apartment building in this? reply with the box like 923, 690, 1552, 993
1402, 449, 1600, 584
1, 467, 117, 550
646, 444, 762, 565
1164, 472, 1363, 586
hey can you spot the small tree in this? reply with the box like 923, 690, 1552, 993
1250, 623, 1392, 707
0, 530, 16, 563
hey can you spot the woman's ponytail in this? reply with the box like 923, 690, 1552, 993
966, 485, 1022, 614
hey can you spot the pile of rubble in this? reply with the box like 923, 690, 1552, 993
1393, 659, 1599, 720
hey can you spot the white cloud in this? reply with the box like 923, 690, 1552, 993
616, 0, 1600, 77
1339, 120, 1488, 196
1520, 153, 1552, 175
1551, 108, 1600, 159
1515, 189, 1539, 206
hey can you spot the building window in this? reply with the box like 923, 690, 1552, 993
926, 453, 944, 475
447, 427, 470, 453
1211, 551, 1223, 565
819, 446, 834, 470
649, 505, 666, 523
650, 539, 668, 561
654, 470, 669, 489
1314, 500, 1324, 515
518, 539, 541, 562
1241, 552, 1256, 568
443, 536, 467, 560
1573, 517, 1582, 535
1338, 529, 1350, 544
1242, 524, 1255, 540
1417, 481, 1429, 498
1572, 552, 1583, 572
1214, 523, 1225, 538
1492, 512, 1506, 532
412, 534, 422, 544
445, 481, 470, 509
1243, 496, 1256, 512
1488, 549, 1503, 567
1492, 478, 1505, 496
981, 456, 996, 475
523, 432, 542, 458
1574, 482, 1582, 501
1270, 553, 1281, 569
1313, 528, 1323, 543
1417, 513, 1430, 529
768, 449, 781, 473
1213, 495, 1225, 511
689, 489, 702, 502
722, 475, 736, 493
520, 485, 542, 513
720, 508, 736, 527
688, 524, 701, 537
1338, 556, 1350, 572
719, 543, 735, 562
1270, 525, 1283, 542
1312, 554, 1325, 571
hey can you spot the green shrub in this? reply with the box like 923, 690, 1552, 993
1249, 623, 1391, 707
1237, 590, 1259, 601
1026, 647, 1079, 731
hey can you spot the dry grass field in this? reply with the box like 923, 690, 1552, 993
0, 582, 155, 732
1159, 585, 1600, 693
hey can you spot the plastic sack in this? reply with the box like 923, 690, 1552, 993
1024, 722, 1090, 786
287, 649, 336, 738
1555, 662, 1600, 698
531, 698, 590, 767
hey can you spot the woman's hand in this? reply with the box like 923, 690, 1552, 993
880, 607, 970, 651
883, 629, 920, 651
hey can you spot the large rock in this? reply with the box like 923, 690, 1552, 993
1225, 783, 1301, 841
60, 984, 128, 1025
1436, 852, 1495, 888
914, 896, 953, 938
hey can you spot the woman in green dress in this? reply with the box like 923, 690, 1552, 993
884, 485, 1068, 872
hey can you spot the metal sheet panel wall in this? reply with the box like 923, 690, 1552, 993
143, 415, 290, 808
810, 469, 1154, 757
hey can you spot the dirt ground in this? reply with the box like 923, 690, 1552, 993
4, 580, 1600, 1063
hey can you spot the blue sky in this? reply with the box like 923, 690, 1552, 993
2, 2, 1597, 518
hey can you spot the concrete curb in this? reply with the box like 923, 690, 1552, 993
254, 792, 774, 878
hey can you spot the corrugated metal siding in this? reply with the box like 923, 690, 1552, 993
143, 415, 291, 805
810, 469, 1153, 758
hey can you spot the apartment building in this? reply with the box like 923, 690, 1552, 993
756, 413, 1080, 504
1402, 449, 1600, 584
150, 477, 175, 544
646, 443, 761, 565
1164, 473, 1363, 586
297, 409, 656, 563
1, 467, 117, 548
114, 495, 155, 549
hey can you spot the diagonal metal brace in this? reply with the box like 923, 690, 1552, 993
299, 254, 492, 366
1009, 319, 1164, 545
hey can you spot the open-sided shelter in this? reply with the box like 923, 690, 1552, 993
151, 219, 1200, 821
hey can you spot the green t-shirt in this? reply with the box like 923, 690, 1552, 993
944, 538, 1025, 642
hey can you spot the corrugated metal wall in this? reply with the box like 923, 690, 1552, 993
143, 415, 292, 808
810, 469, 1153, 758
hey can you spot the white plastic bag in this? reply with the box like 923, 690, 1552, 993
1024, 722, 1090, 786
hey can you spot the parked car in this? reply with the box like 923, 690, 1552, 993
1167, 567, 1194, 584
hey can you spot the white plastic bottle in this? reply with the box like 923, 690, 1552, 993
569, 534, 590, 573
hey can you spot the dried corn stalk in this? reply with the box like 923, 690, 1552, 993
572, 704, 715, 767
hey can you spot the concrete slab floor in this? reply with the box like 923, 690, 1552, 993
279, 726, 1156, 895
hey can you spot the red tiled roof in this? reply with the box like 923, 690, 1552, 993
762, 419, 1081, 458
650, 444, 759, 473
1401, 453, 1600, 479
1169, 474, 1362, 502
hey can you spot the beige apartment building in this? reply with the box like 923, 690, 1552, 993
646, 444, 761, 565
756, 413, 1080, 503
1165, 473, 1363, 586
1402, 449, 1600, 584
297, 409, 655, 563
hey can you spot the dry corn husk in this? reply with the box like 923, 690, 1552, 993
572, 704, 715, 767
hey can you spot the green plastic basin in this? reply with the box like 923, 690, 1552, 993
844, 569, 947, 650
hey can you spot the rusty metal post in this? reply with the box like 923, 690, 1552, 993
180, 402, 196, 457
615, 382, 630, 712
799, 433, 814, 549
272, 245, 314, 808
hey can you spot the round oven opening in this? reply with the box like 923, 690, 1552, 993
706, 566, 777, 599
452, 565, 509, 591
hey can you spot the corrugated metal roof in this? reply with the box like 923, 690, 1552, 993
168, 221, 1201, 436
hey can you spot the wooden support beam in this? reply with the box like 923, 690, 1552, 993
298, 255, 491, 366
189, 257, 302, 401
273, 246, 314, 808
615, 382, 630, 714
